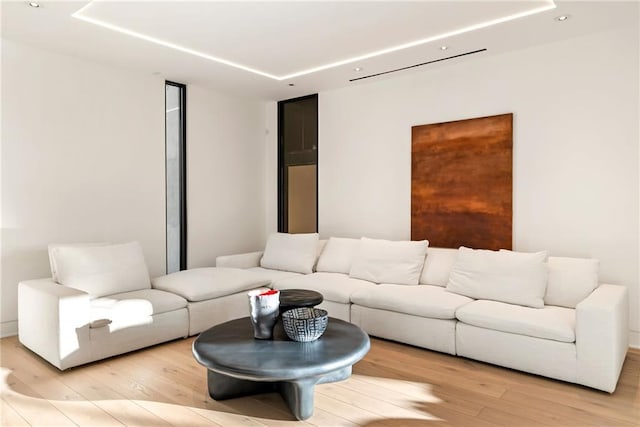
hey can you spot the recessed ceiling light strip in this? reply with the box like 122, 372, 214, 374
72, 1, 555, 81
71, 2, 280, 80
283, 1, 555, 80
349, 49, 487, 82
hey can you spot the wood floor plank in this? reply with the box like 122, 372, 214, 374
4, 353, 126, 426
1, 375, 77, 426
346, 374, 484, 417
313, 391, 382, 425
476, 406, 548, 427
317, 381, 439, 421
500, 389, 637, 427
132, 399, 223, 427
357, 352, 508, 399
0, 398, 30, 427
252, 393, 359, 427
1, 335, 639, 427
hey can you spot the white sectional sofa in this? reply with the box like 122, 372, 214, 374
217, 233, 629, 393
17, 234, 629, 394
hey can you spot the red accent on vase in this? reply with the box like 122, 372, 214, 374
259, 289, 279, 296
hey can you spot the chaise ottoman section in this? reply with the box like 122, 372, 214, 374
151, 267, 271, 335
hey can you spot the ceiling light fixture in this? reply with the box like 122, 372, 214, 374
288, 83, 295, 87
72, 0, 556, 81
353, 67, 362, 72
440, 46, 449, 51
555, 15, 570, 21
28, 2, 40, 8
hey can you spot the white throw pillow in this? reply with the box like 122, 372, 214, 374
52, 241, 151, 298
316, 237, 361, 274
349, 237, 429, 285
446, 247, 548, 308
48, 242, 109, 282
260, 232, 319, 274
419, 247, 459, 286
545, 256, 599, 308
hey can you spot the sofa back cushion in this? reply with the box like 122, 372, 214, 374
260, 232, 319, 274
545, 256, 599, 308
316, 237, 360, 274
349, 237, 429, 285
48, 242, 109, 282
446, 247, 548, 308
51, 241, 151, 298
419, 247, 459, 286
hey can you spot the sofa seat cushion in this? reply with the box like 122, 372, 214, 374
90, 289, 187, 321
456, 300, 575, 343
247, 267, 303, 283
151, 268, 271, 302
351, 284, 473, 319
274, 272, 374, 304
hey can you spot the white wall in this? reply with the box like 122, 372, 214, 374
1, 40, 267, 336
266, 25, 640, 346
187, 85, 266, 268
1, 39, 165, 336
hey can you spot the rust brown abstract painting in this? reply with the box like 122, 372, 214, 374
411, 113, 513, 250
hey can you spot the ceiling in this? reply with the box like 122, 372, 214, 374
2, 1, 637, 101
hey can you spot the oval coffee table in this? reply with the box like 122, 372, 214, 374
192, 317, 370, 420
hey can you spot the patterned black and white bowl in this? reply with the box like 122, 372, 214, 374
282, 307, 328, 342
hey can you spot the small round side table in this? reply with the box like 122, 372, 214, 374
278, 289, 323, 314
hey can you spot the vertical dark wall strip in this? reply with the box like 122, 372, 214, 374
277, 100, 286, 232
165, 80, 187, 271
178, 84, 187, 270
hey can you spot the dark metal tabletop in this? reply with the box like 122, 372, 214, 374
192, 317, 370, 382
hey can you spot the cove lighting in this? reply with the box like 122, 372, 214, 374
72, 1, 556, 81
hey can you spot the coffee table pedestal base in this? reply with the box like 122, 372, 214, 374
207, 367, 352, 420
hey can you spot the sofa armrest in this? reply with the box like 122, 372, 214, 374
575, 283, 628, 392
18, 278, 91, 370
216, 251, 263, 269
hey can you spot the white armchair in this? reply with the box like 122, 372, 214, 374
18, 242, 190, 370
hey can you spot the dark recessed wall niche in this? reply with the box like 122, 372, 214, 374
278, 94, 318, 234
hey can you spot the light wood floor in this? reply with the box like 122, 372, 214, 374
1, 335, 638, 427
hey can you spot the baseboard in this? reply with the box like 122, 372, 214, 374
1, 321, 18, 338
630, 330, 640, 349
